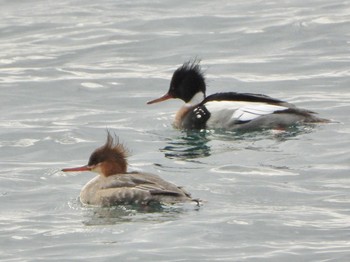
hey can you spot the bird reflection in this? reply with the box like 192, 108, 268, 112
161, 130, 211, 160
160, 124, 315, 160
81, 204, 190, 226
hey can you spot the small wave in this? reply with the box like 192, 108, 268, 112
211, 165, 298, 177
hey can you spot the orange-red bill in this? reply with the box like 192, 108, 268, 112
147, 93, 173, 104
61, 165, 91, 172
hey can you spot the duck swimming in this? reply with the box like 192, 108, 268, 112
62, 132, 198, 207
147, 60, 328, 131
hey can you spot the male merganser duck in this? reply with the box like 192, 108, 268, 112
62, 132, 198, 207
147, 60, 328, 131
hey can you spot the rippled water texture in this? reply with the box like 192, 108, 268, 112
1, 0, 350, 261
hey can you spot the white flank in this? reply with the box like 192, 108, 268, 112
205, 101, 287, 125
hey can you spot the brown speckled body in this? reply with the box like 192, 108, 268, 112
62, 132, 199, 207
80, 172, 193, 206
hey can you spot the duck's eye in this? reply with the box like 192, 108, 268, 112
88, 154, 102, 166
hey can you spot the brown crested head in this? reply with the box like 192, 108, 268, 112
87, 131, 128, 176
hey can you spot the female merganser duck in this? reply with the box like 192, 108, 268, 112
62, 132, 198, 207
147, 60, 328, 131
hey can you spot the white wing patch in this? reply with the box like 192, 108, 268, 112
205, 101, 288, 123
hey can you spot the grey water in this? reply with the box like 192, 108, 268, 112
1, 0, 350, 261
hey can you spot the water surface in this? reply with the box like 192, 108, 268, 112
1, 0, 350, 261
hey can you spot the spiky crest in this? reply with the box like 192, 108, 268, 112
88, 131, 128, 175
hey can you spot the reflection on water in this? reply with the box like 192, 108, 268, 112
162, 130, 211, 160
161, 125, 316, 160
81, 203, 197, 226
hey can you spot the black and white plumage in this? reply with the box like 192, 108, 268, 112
147, 60, 328, 131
